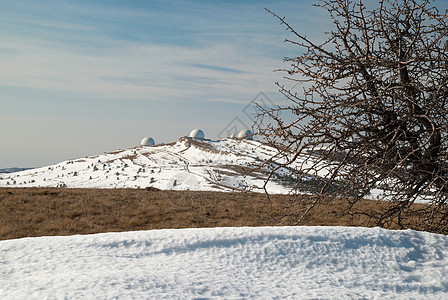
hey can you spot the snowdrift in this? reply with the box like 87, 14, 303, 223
1, 226, 448, 299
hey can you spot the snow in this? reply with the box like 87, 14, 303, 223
0, 137, 434, 201
2, 226, 448, 299
0, 138, 295, 193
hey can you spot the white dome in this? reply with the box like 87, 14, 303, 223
140, 137, 155, 146
189, 129, 205, 140
229, 133, 237, 138
237, 129, 253, 140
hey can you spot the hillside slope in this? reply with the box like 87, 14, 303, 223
0, 138, 295, 193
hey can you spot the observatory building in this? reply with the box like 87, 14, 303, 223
189, 129, 205, 140
238, 129, 253, 140
140, 137, 155, 146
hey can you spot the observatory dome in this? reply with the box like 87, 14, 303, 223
140, 137, 155, 146
189, 129, 205, 140
237, 129, 253, 140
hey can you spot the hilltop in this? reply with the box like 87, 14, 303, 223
0, 138, 295, 193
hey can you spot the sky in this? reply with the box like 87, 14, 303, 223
2, 0, 445, 168
0, 0, 331, 168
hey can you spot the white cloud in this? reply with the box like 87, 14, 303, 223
0, 33, 284, 104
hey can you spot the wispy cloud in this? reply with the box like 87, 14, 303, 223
188, 64, 245, 74
0, 0, 323, 166
0, 34, 282, 103
0, 0, 289, 105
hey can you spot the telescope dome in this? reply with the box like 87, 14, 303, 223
141, 137, 155, 146
189, 129, 205, 140
237, 129, 253, 140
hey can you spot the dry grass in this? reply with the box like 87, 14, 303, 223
0, 187, 440, 240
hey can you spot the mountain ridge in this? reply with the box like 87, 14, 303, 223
0, 138, 294, 193
0, 167, 34, 174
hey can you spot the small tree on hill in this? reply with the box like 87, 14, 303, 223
259, 0, 448, 231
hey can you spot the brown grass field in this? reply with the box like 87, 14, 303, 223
0, 187, 439, 240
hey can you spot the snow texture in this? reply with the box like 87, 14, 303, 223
0, 138, 297, 194
1, 226, 448, 299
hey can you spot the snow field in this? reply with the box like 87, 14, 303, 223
0, 138, 294, 193
1, 226, 448, 299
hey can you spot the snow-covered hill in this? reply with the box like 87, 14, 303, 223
0, 167, 33, 174
2, 226, 448, 299
0, 138, 295, 193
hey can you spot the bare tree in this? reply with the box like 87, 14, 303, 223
258, 0, 448, 231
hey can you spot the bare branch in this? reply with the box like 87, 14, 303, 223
258, 0, 448, 233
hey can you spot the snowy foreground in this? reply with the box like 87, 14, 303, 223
2, 226, 448, 299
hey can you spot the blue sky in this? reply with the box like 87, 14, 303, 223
0, 0, 384, 167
